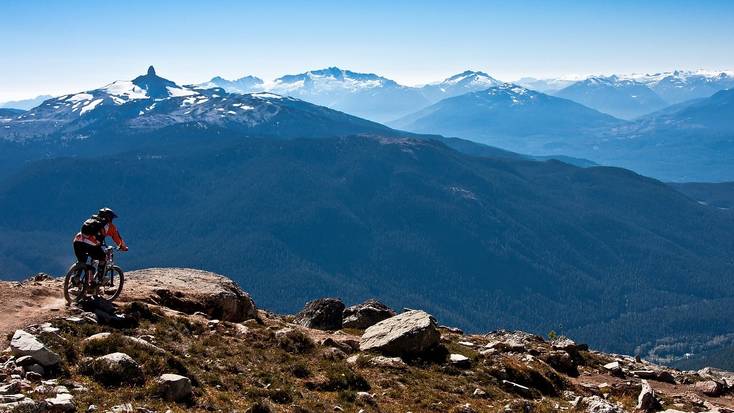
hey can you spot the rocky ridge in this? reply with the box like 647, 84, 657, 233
1, 268, 733, 412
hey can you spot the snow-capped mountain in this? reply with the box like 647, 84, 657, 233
198, 75, 265, 94
263, 67, 430, 122
390, 83, 623, 152
513, 77, 579, 93
620, 70, 734, 104
198, 68, 508, 122
419, 70, 502, 102
0, 66, 394, 142
554, 76, 668, 119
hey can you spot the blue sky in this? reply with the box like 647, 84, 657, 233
2, 0, 733, 101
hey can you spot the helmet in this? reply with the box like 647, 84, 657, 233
98, 208, 118, 220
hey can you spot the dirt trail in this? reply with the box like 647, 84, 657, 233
0, 278, 68, 346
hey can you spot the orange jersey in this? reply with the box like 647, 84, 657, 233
72, 222, 125, 247
103, 222, 126, 248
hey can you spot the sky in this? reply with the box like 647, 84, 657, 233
2, 0, 734, 101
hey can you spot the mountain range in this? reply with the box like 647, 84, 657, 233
1, 68, 734, 366
554, 76, 669, 119
201, 68, 505, 122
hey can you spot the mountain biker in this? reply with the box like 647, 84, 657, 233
72, 208, 127, 279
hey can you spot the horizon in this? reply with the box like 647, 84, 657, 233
3, 0, 734, 101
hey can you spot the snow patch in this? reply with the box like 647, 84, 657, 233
79, 99, 103, 115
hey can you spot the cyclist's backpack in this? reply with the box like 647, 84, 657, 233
80, 217, 104, 236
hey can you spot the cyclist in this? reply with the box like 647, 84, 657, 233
72, 208, 128, 281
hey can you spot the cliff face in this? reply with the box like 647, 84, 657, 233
1, 268, 733, 413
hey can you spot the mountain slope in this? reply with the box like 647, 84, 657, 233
390, 84, 624, 153
0, 108, 24, 121
554, 76, 668, 119
1, 135, 733, 359
587, 88, 734, 181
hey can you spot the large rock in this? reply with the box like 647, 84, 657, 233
694, 379, 724, 397
636, 380, 661, 413
123, 268, 258, 322
155, 374, 192, 402
10, 330, 60, 367
359, 310, 441, 357
342, 299, 396, 329
89, 353, 144, 386
294, 298, 345, 331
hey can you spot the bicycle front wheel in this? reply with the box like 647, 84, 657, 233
97, 266, 124, 302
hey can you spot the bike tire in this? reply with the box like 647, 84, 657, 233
106, 266, 125, 302
63, 262, 89, 305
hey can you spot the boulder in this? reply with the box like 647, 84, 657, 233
124, 268, 258, 322
636, 380, 661, 413
89, 353, 144, 386
10, 330, 60, 367
359, 310, 441, 357
342, 299, 396, 329
694, 379, 724, 397
155, 374, 192, 402
541, 350, 578, 376
631, 369, 676, 384
294, 298, 345, 330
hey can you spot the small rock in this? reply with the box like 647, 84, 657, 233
155, 374, 192, 402
451, 403, 477, 413
294, 298, 345, 331
320, 337, 355, 354
45, 392, 75, 412
449, 353, 471, 368
355, 391, 375, 405
472, 388, 487, 398
342, 299, 396, 329
10, 330, 60, 367
321, 347, 347, 361
25, 371, 43, 382
0, 394, 27, 404
439, 325, 464, 335
14, 356, 34, 367
603, 361, 624, 377
24, 364, 45, 377
581, 395, 625, 413
0, 382, 21, 395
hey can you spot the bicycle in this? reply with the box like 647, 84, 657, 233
64, 245, 125, 305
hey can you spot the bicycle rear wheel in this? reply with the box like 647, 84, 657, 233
63, 262, 89, 305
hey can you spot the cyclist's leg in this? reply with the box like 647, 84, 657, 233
73, 241, 88, 263
90, 245, 106, 277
